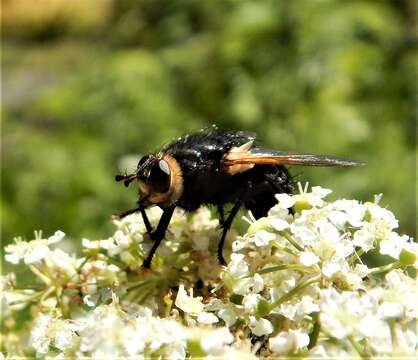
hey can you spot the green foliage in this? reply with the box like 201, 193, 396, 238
2, 0, 416, 248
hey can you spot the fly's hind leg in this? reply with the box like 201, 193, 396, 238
217, 200, 242, 266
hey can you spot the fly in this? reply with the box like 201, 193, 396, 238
115, 127, 363, 268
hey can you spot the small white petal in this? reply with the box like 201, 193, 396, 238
380, 233, 409, 259
353, 229, 374, 252
269, 218, 289, 231
299, 251, 320, 266
175, 285, 204, 314
378, 301, 404, 319
200, 328, 234, 356
218, 308, 237, 327
47, 230, 65, 244
269, 330, 310, 354
253, 230, 276, 247
249, 316, 273, 336
197, 312, 219, 324
24, 245, 50, 264
275, 193, 296, 208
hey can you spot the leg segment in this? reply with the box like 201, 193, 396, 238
217, 201, 242, 266
143, 205, 176, 268
217, 205, 225, 226
114, 207, 141, 219
140, 207, 153, 234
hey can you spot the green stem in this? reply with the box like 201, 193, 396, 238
272, 240, 297, 256
125, 279, 153, 292
268, 275, 321, 312
256, 264, 311, 275
368, 261, 401, 275
280, 231, 304, 252
29, 265, 51, 285
308, 312, 320, 350
347, 335, 371, 359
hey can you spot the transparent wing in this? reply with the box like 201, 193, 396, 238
222, 147, 364, 168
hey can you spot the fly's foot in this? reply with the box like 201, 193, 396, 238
217, 251, 227, 266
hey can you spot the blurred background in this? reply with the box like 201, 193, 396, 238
2, 0, 417, 254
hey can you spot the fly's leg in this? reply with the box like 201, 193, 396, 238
217, 205, 225, 226
217, 201, 242, 266
113, 206, 154, 233
143, 205, 176, 268
113, 207, 141, 219
140, 207, 153, 234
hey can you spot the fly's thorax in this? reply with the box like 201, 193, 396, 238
137, 153, 183, 208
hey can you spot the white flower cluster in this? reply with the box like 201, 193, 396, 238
1, 184, 417, 359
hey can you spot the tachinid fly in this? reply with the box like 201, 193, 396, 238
115, 128, 363, 268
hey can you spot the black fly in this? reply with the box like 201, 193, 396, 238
115, 128, 363, 268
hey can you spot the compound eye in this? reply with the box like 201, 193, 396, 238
149, 159, 171, 193
138, 155, 151, 169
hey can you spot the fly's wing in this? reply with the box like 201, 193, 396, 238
221, 141, 364, 174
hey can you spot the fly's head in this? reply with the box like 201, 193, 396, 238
116, 153, 183, 208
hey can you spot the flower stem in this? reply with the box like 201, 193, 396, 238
29, 265, 51, 285
256, 264, 311, 275
272, 240, 297, 256
268, 275, 321, 311
368, 261, 401, 275
280, 231, 304, 252
347, 335, 371, 359
308, 312, 320, 349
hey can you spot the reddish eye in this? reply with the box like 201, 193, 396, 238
149, 159, 171, 193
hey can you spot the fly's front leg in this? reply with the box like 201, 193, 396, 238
113, 207, 141, 219
217, 205, 225, 226
143, 205, 176, 268
140, 207, 153, 234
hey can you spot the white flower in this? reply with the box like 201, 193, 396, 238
358, 315, 392, 353
319, 289, 358, 339
269, 218, 290, 231
43, 249, 79, 280
232, 273, 264, 295
243, 294, 261, 312
249, 316, 273, 336
299, 251, 320, 266
253, 230, 276, 247
227, 253, 249, 278
329, 199, 366, 227
200, 327, 234, 356
296, 296, 319, 317
197, 312, 219, 324
380, 233, 409, 259
378, 301, 404, 319
367, 204, 398, 230
269, 329, 310, 354
175, 285, 204, 314
5, 240, 50, 265
328, 210, 348, 229
47, 231, 66, 244
275, 193, 296, 209
353, 229, 374, 252
322, 257, 349, 278
31, 314, 53, 355
218, 307, 238, 327
291, 225, 316, 246
30, 314, 81, 355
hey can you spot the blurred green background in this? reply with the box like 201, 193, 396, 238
2, 0, 417, 251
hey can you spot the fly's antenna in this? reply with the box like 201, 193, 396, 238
115, 173, 137, 187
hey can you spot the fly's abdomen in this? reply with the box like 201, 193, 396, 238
243, 165, 294, 219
